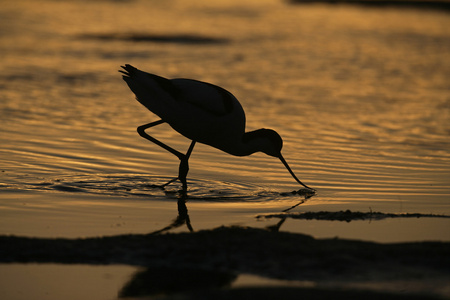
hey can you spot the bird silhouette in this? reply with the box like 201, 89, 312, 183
120, 64, 314, 192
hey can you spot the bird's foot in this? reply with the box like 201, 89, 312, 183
149, 177, 179, 190
149, 177, 188, 195
294, 188, 316, 197
280, 188, 316, 197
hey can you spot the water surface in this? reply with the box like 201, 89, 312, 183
1, 0, 449, 240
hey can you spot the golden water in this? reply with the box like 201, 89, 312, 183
0, 0, 449, 297
1, 0, 449, 238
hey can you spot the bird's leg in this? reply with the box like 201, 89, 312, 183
137, 120, 185, 160
178, 140, 196, 192
137, 121, 196, 190
138, 120, 184, 187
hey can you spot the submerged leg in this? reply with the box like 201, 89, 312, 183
137, 121, 196, 190
178, 140, 196, 191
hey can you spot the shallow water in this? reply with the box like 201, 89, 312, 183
1, 0, 449, 239
0, 0, 449, 298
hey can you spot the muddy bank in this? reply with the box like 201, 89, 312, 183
2, 226, 448, 279
258, 210, 450, 222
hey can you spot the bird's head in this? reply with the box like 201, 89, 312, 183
244, 128, 315, 191
243, 128, 283, 157
261, 129, 284, 157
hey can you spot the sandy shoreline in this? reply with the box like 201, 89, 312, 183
1, 226, 449, 299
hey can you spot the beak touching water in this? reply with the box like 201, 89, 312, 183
279, 154, 315, 191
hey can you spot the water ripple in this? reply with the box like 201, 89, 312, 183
17, 174, 313, 203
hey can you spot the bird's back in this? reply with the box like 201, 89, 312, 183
168, 78, 247, 148
171, 79, 234, 117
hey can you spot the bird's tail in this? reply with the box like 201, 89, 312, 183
119, 64, 179, 118
118, 64, 137, 78
119, 64, 176, 96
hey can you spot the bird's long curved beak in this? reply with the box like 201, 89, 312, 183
279, 154, 315, 191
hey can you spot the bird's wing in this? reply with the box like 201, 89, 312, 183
171, 78, 235, 117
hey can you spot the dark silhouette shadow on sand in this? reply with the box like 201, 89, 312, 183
1, 226, 448, 299
119, 266, 236, 298
122, 282, 446, 300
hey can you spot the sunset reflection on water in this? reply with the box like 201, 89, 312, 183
1, 0, 449, 240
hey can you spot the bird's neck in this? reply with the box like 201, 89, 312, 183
227, 130, 272, 157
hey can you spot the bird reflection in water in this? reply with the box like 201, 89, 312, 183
266, 191, 315, 232
150, 190, 314, 234
150, 193, 193, 234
